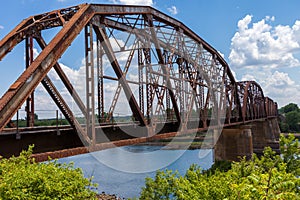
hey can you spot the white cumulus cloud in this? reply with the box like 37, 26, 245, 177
229, 15, 300, 107
229, 15, 300, 69
263, 71, 300, 106
167, 6, 178, 15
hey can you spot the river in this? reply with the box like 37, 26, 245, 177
58, 146, 214, 198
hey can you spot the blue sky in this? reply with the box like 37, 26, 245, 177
1, 0, 300, 117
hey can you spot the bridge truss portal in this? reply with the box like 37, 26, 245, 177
0, 4, 278, 146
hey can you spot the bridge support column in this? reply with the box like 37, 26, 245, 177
251, 118, 280, 155
214, 118, 280, 161
214, 126, 253, 161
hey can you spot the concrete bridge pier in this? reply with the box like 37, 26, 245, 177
214, 118, 280, 161
214, 126, 253, 161
251, 118, 280, 155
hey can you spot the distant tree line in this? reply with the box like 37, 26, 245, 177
10, 115, 69, 128
278, 103, 300, 133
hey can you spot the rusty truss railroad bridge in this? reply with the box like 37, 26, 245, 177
0, 4, 280, 161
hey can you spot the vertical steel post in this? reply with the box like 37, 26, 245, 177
97, 36, 104, 123
176, 29, 185, 122
218, 63, 226, 126
163, 50, 171, 121
145, 14, 180, 124
56, 110, 60, 135
94, 26, 146, 126
29, 37, 34, 126
25, 37, 35, 127
25, 37, 29, 126
138, 42, 144, 117
56, 110, 58, 129
178, 59, 184, 119
145, 48, 152, 123
85, 23, 96, 146
16, 109, 20, 139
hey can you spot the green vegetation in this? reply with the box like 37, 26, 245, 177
279, 103, 300, 132
9, 113, 135, 128
280, 134, 300, 176
0, 135, 298, 199
137, 134, 300, 199
10, 118, 69, 127
0, 146, 97, 200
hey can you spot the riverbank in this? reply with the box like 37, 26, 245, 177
97, 193, 123, 200
134, 135, 213, 150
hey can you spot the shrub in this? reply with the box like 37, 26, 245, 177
138, 134, 300, 199
280, 133, 300, 176
0, 146, 97, 199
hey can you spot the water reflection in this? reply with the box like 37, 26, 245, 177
58, 146, 213, 198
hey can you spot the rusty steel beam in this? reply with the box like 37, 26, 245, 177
265, 97, 277, 117
101, 18, 212, 85
106, 41, 138, 122
93, 24, 146, 126
91, 4, 232, 78
92, 4, 235, 84
0, 4, 93, 131
234, 83, 243, 121
144, 14, 181, 124
239, 81, 266, 122
41, 77, 74, 127
0, 19, 30, 61
35, 37, 87, 117
96, 38, 104, 123
138, 45, 145, 116
241, 81, 252, 122
85, 23, 96, 145
0, 4, 84, 61
41, 76, 91, 146
0, 3, 278, 133
99, 15, 242, 128
25, 36, 35, 127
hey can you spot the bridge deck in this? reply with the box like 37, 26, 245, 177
0, 4, 279, 160
0, 116, 278, 161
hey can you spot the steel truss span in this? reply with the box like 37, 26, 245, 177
0, 4, 278, 145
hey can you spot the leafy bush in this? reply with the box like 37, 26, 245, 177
203, 160, 232, 175
138, 134, 300, 200
0, 146, 97, 199
280, 133, 300, 176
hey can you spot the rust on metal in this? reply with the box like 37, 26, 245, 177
0, 3, 278, 144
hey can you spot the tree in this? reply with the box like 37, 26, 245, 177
279, 122, 289, 133
279, 103, 299, 114
285, 111, 300, 132
137, 134, 300, 199
279, 103, 300, 132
